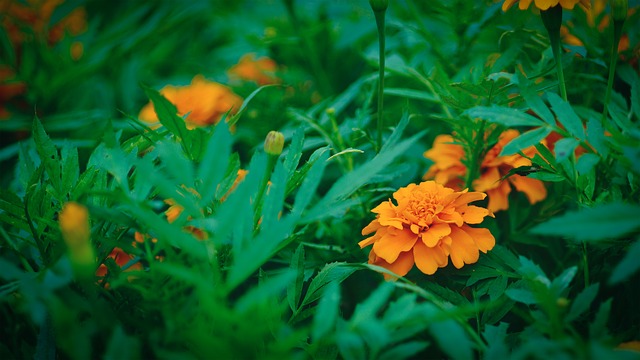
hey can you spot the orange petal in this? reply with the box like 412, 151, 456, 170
448, 226, 480, 269
369, 250, 415, 280
362, 219, 382, 236
460, 225, 496, 253
421, 223, 452, 247
372, 228, 418, 263
460, 205, 491, 224
487, 182, 511, 212
509, 175, 547, 204
414, 240, 448, 275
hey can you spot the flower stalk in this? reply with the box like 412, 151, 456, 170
255, 131, 284, 229
370, 0, 388, 152
602, 15, 626, 122
541, 6, 568, 101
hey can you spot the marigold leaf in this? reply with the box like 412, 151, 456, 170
32, 117, 61, 193
575, 153, 600, 176
521, 83, 555, 125
500, 127, 552, 156
301, 262, 359, 308
547, 93, 585, 140
530, 202, 640, 241
351, 282, 394, 326
198, 122, 232, 205
429, 319, 473, 360
589, 298, 612, 339
609, 240, 640, 285
554, 138, 580, 163
287, 244, 306, 312
482, 322, 510, 359
466, 105, 544, 127
235, 270, 296, 313
378, 341, 429, 360
566, 283, 600, 322
142, 85, 189, 143
312, 281, 341, 341
586, 118, 608, 157
336, 331, 367, 360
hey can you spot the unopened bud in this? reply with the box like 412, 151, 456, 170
264, 131, 285, 156
59, 202, 91, 248
611, 0, 628, 21
369, 0, 388, 12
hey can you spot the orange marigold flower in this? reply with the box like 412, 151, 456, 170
96, 247, 142, 278
359, 181, 495, 279
138, 75, 243, 129
424, 131, 547, 212
502, 0, 590, 11
227, 53, 280, 86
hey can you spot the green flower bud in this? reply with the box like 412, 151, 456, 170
611, 0, 628, 21
264, 131, 285, 156
369, 0, 388, 12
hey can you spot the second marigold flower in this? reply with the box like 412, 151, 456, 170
359, 181, 496, 279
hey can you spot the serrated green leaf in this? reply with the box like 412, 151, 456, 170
312, 281, 341, 341
482, 323, 510, 359
429, 319, 473, 360
283, 128, 304, 179
530, 202, 640, 241
337, 331, 366, 360
554, 138, 579, 163
301, 262, 358, 308
290, 149, 330, 217
142, 85, 189, 143
198, 122, 232, 205
505, 288, 537, 305
589, 298, 612, 339
586, 118, 608, 157
576, 153, 599, 175
522, 85, 555, 125
501, 127, 552, 156
547, 93, 585, 140
566, 283, 599, 322
378, 341, 429, 360
235, 270, 296, 313
287, 244, 306, 312
466, 106, 544, 127
32, 117, 61, 193
351, 282, 394, 325
60, 143, 79, 196
609, 240, 640, 284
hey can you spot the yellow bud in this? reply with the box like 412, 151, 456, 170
59, 202, 91, 248
611, 0, 628, 21
369, 0, 388, 12
264, 131, 285, 156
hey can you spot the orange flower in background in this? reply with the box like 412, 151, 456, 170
424, 131, 547, 212
96, 247, 142, 278
502, 0, 590, 11
138, 75, 243, 129
227, 53, 280, 86
360, 181, 495, 279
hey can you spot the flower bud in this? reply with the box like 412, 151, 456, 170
369, 0, 388, 12
264, 131, 285, 156
59, 202, 91, 248
611, 0, 628, 21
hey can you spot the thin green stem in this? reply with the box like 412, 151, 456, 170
541, 6, 567, 101
373, 9, 386, 152
582, 241, 590, 288
602, 19, 625, 123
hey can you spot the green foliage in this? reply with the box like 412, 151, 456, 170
2, 0, 640, 358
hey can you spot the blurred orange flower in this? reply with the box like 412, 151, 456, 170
138, 75, 243, 129
502, 0, 590, 11
360, 181, 495, 279
96, 247, 142, 278
227, 53, 280, 86
424, 131, 547, 212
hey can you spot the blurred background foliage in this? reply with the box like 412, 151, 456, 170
1, 0, 640, 359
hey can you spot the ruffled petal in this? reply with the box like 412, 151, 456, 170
369, 250, 414, 280
459, 205, 492, 224
373, 228, 418, 263
361, 220, 382, 236
413, 240, 441, 275
448, 226, 480, 269
509, 175, 547, 204
460, 225, 496, 253
487, 181, 511, 212
421, 223, 452, 247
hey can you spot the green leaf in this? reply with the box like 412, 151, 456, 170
554, 138, 579, 163
576, 153, 599, 175
522, 84, 555, 125
429, 319, 473, 360
290, 149, 330, 217
384, 88, 438, 103
283, 128, 304, 179
566, 283, 599, 322
589, 299, 612, 339
500, 127, 552, 156
482, 323, 510, 359
547, 93, 585, 140
609, 240, 640, 284
142, 85, 189, 143
337, 331, 366, 360
235, 270, 296, 312
530, 202, 640, 241
198, 123, 232, 205
287, 244, 306, 312
351, 283, 394, 325
301, 262, 359, 308
586, 118, 608, 157
32, 117, 61, 193
227, 85, 277, 127
466, 106, 545, 127
378, 341, 429, 360
505, 287, 537, 305
312, 281, 341, 341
